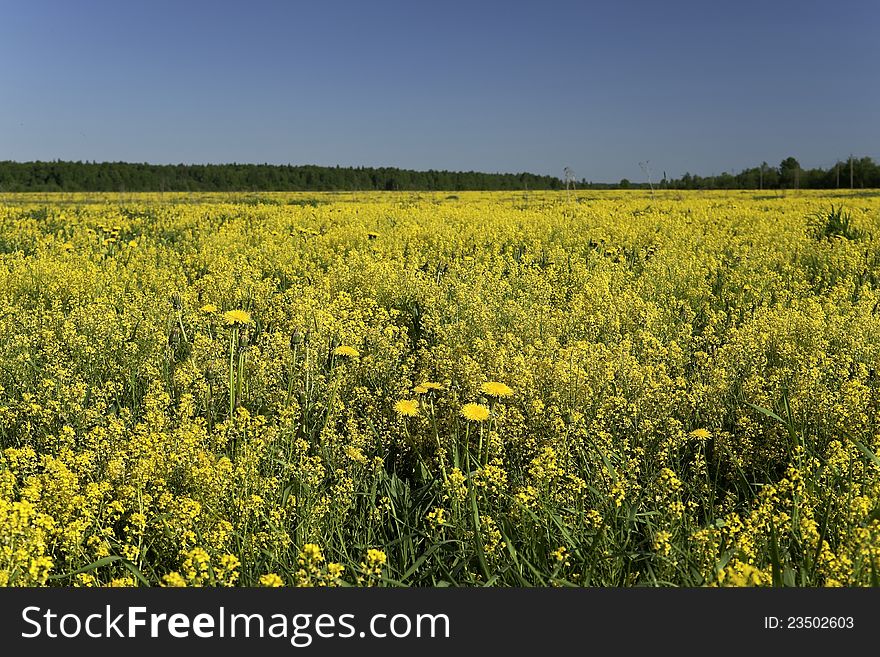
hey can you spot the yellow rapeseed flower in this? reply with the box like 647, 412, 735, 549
365, 548, 387, 567
300, 543, 324, 563
551, 546, 570, 564
394, 399, 419, 417
161, 572, 187, 587
333, 345, 360, 358
426, 507, 447, 526
223, 309, 253, 326
259, 573, 285, 587
200, 303, 218, 313
460, 403, 490, 422
481, 381, 513, 398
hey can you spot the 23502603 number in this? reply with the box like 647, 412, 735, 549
787, 617, 853, 629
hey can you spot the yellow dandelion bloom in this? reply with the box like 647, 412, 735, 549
413, 385, 428, 394
460, 403, 490, 422
481, 381, 513, 398
394, 399, 420, 417
689, 428, 712, 440
333, 345, 360, 358
223, 309, 253, 326
200, 303, 218, 314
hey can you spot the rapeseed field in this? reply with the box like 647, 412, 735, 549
1, 190, 879, 587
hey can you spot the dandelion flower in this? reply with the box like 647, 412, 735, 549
394, 399, 420, 417
689, 428, 712, 440
223, 309, 253, 326
414, 381, 442, 394
460, 403, 490, 422
333, 345, 360, 358
481, 381, 513, 398
200, 304, 218, 314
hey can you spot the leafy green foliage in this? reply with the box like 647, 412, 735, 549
808, 205, 865, 241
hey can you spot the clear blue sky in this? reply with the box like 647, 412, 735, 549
1, 0, 877, 181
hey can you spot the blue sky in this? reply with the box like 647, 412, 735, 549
1, 0, 877, 181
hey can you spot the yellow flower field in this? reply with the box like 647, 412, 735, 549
1, 189, 879, 587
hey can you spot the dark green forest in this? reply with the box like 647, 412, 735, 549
0, 156, 878, 192
0, 161, 562, 192
662, 156, 880, 191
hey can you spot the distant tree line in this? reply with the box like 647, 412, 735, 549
1, 157, 877, 192
0, 161, 563, 192
601, 156, 880, 191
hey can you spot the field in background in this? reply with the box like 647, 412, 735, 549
2, 190, 880, 587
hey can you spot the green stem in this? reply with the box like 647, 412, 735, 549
469, 467, 491, 582
430, 397, 447, 482
460, 423, 468, 472
228, 327, 237, 420
177, 311, 188, 343
207, 382, 213, 433
321, 370, 341, 437
286, 344, 298, 406
237, 344, 246, 408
